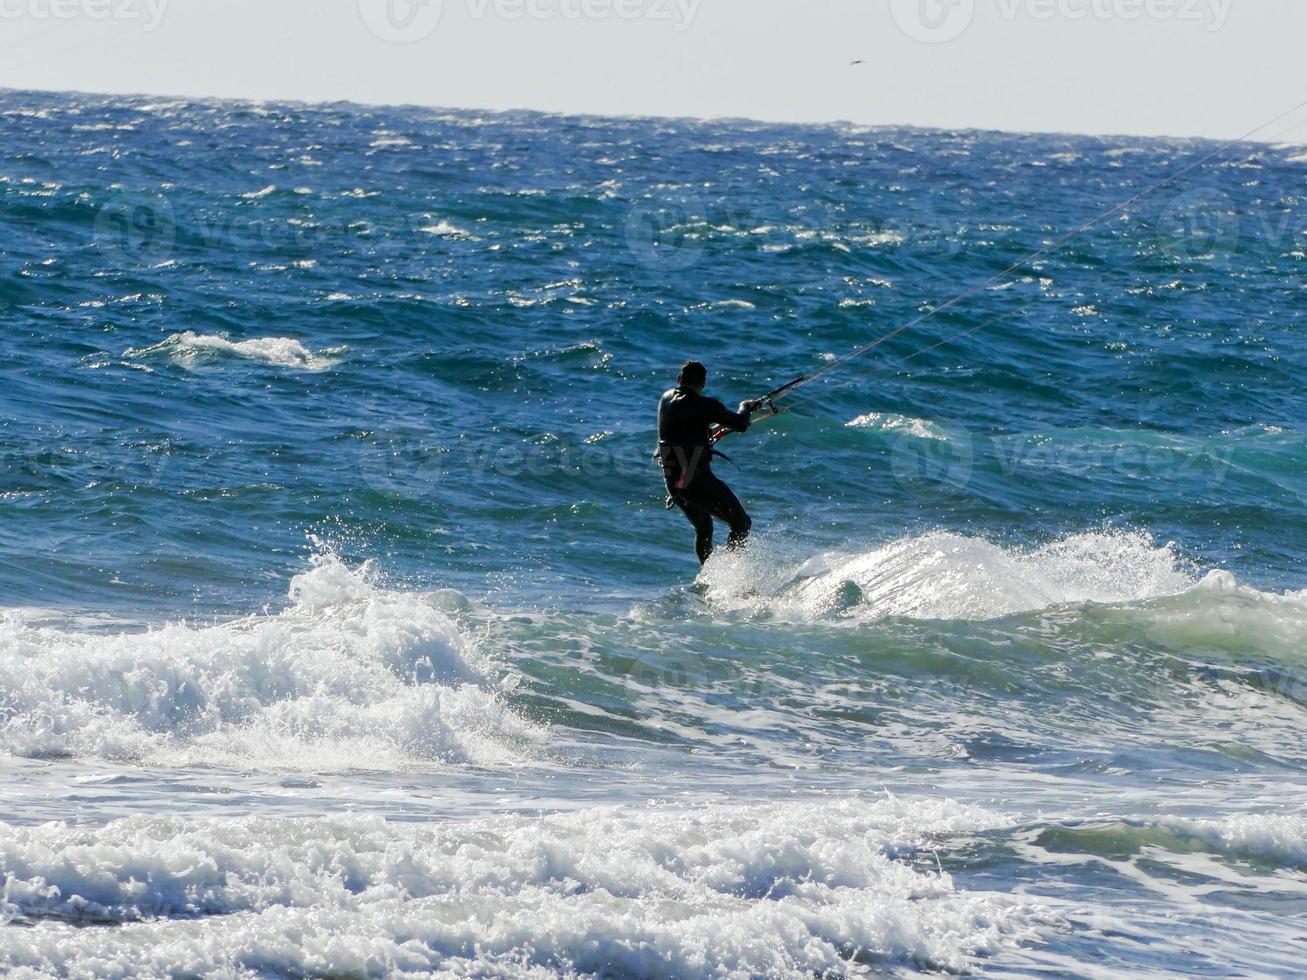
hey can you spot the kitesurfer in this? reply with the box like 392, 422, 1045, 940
656, 361, 762, 565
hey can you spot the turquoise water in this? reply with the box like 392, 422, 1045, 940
3, 89, 1307, 977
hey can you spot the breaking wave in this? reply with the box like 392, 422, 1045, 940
846, 412, 950, 441
126, 331, 342, 370
1081, 568, 1307, 662
0, 796, 1045, 978
700, 530, 1196, 622
0, 553, 540, 770
1158, 812, 1307, 867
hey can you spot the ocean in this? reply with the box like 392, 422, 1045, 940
2, 88, 1306, 977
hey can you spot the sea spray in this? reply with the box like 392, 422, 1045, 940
0, 551, 541, 769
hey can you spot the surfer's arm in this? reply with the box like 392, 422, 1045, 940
710, 398, 758, 434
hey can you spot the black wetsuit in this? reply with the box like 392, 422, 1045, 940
657, 387, 753, 565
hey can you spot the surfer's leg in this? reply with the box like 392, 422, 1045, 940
701, 473, 752, 552
674, 495, 715, 564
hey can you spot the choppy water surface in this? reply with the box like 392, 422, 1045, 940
2, 89, 1307, 977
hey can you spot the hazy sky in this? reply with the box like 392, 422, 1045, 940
0, 0, 1304, 140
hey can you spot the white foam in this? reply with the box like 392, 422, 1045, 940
702, 530, 1195, 622
0, 796, 1046, 977
0, 553, 540, 770
419, 219, 471, 237
1101, 570, 1307, 660
1159, 812, 1307, 866
127, 331, 340, 370
846, 412, 949, 441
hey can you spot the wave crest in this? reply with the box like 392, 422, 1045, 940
126, 331, 341, 370
0, 553, 540, 770
0, 797, 1044, 977
1085, 569, 1307, 662
846, 412, 949, 441
701, 530, 1195, 622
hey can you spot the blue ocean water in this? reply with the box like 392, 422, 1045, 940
2, 88, 1307, 977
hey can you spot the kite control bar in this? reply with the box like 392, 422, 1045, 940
710, 375, 807, 445
756, 375, 809, 406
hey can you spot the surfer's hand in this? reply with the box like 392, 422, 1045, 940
741, 399, 764, 414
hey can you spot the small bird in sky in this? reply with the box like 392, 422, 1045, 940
850, 59, 866, 66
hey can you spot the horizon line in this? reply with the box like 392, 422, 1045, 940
3, 84, 1301, 150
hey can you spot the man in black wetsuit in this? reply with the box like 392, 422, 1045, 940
657, 361, 763, 565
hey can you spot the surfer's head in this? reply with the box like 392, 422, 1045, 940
678, 360, 707, 393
